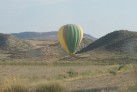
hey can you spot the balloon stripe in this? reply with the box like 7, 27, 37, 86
58, 26, 69, 53
63, 25, 70, 53
78, 25, 83, 42
62, 27, 69, 53
76, 26, 80, 52
69, 25, 75, 53
66, 25, 73, 53
73, 25, 78, 53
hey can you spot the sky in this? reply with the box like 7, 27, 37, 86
0, 0, 137, 38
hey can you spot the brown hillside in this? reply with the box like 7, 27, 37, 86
0, 33, 34, 52
10, 37, 94, 59
79, 30, 137, 54
106, 35, 137, 53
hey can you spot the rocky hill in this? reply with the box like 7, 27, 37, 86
0, 33, 34, 52
0, 32, 94, 59
10, 37, 93, 59
79, 30, 137, 54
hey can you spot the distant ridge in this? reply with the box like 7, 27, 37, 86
79, 30, 137, 54
12, 31, 58, 40
12, 31, 96, 41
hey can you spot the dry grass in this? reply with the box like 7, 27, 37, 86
34, 81, 67, 92
0, 32, 137, 92
0, 63, 136, 92
0, 77, 29, 92
128, 83, 137, 92
0, 77, 67, 92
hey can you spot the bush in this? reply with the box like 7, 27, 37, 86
66, 69, 78, 77
109, 70, 117, 76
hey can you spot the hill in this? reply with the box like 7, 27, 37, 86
79, 30, 137, 54
10, 37, 93, 59
83, 33, 96, 40
0, 32, 94, 59
12, 31, 96, 41
0, 33, 34, 52
12, 31, 58, 40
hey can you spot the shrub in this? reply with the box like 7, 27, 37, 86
66, 69, 78, 77
109, 70, 117, 76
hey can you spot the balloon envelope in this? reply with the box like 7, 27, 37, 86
58, 24, 83, 54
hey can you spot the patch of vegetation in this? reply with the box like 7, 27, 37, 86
0, 77, 67, 92
3, 84, 28, 92
35, 81, 67, 92
0, 59, 49, 66
128, 84, 137, 92
66, 69, 78, 77
80, 69, 108, 77
108, 65, 124, 76
108, 64, 137, 76
120, 64, 137, 71
57, 69, 78, 79
0, 77, 29, 92
109, 69, 117, 76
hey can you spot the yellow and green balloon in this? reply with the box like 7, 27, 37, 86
58, 24, 83, 55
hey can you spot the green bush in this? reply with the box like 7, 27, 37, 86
109, 70, 117, 76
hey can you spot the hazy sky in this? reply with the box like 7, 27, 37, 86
0, 0, 137, 38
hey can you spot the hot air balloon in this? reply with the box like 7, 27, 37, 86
58, 24, 83, 55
